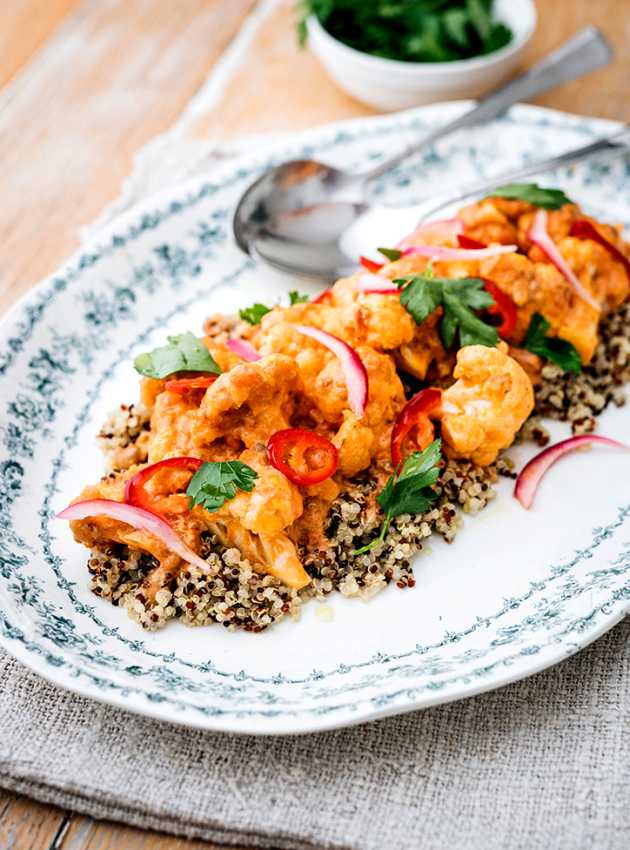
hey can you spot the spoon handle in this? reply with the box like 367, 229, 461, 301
414, 126, 630, 222
361, 27, 612, 184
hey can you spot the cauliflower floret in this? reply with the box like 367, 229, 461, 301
480, 251, 601, 363
216, 446, 303, 536
146, 354, 301, 462
458, 198, 522, 246
147, 388, 204, 464
68, 471, 204, 600
333, 413, 374, 477
553, 236, 629, 315
329, 347, 406, 474
441, 345, 534, 466
197, 354, 300, 448
394, 309, 449, 380
516, 204, 581, 253
257, 290, 416, 353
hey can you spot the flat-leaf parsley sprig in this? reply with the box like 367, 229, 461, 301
239, 303, 272, 325
134, 332, 222, 379
489, 183, 573, 210
239, 290, 313, 325
187, 460, 258, 512
398, 273, 499, 349
523, 312, 582, 374
353, 439, 442, 556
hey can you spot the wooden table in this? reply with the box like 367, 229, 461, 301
1, 1, 628, 847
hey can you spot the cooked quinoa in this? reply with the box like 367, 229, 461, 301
86, 457, 504, 631
84, 298, 630, 633
97, 402, 150, 471
531, 300, 630, 434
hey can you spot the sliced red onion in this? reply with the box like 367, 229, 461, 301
294, 325, 368, 417
514, 435, 628, 509
402, 243, 517, 261
226, 337, 261, 362
398, 217, 464, 248
528, 209, 600, 311
57, 498, 210, 573
356, 273, 400, 294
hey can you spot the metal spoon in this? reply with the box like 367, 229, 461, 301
233, 27, 613, 279
260, 127, 630, 279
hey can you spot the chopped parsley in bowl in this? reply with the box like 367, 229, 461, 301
298, 0, 513, 63
298, 0, 536, 111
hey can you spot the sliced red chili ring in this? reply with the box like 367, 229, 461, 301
125, 456, 203, 515
267, 428, 338, 486
457, 234, 487, 249
359, 255, 384, 273
570, 219, 630, 282
312, 289, 334, 305
391, 388, 442, 468
483, 279, 518, 338
165, 376, 217, 393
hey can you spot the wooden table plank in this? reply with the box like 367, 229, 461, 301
0, 789, 68, 850
190, 0, 374, 141
0, 0, 82, 89
522, 0, 630, 120
0, 0, 257, 314
59, 816, 253, 849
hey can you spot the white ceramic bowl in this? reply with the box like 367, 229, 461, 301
307, 0, 537, 111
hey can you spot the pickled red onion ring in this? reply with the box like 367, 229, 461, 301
514, 435, 628, 509
294, 325, 368, 417
57, 499, 210, 573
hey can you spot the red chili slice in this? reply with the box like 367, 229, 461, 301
391, 388, 442, 468
312, 289, 333, 305
570, 219, 630, 282
125, 456, 203, 515
359, 255, 384, 273
483, 279, 518, 338
457, 234, 487, 249
455, 236, 518, 338
267, 428, 338, 486
165, 376, 217, 393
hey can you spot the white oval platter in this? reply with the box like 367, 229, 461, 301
0, 103, 628, 734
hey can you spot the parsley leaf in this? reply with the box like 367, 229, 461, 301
134, 332, 221, 379
288, 290, 310, 305
187, 460, 258, 513
523, 313, 582, 374
378, 247, 402, 262
490, 183, 573, 210
399, 274, 499, 349
353, 439, 442, 556
239, 303, 272, 325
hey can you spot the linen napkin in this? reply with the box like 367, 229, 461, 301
0, 621, 628, 850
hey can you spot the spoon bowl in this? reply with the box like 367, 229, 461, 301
233, 159, 361, 257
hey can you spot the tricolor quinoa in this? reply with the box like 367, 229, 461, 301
86, 456, 504, 631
